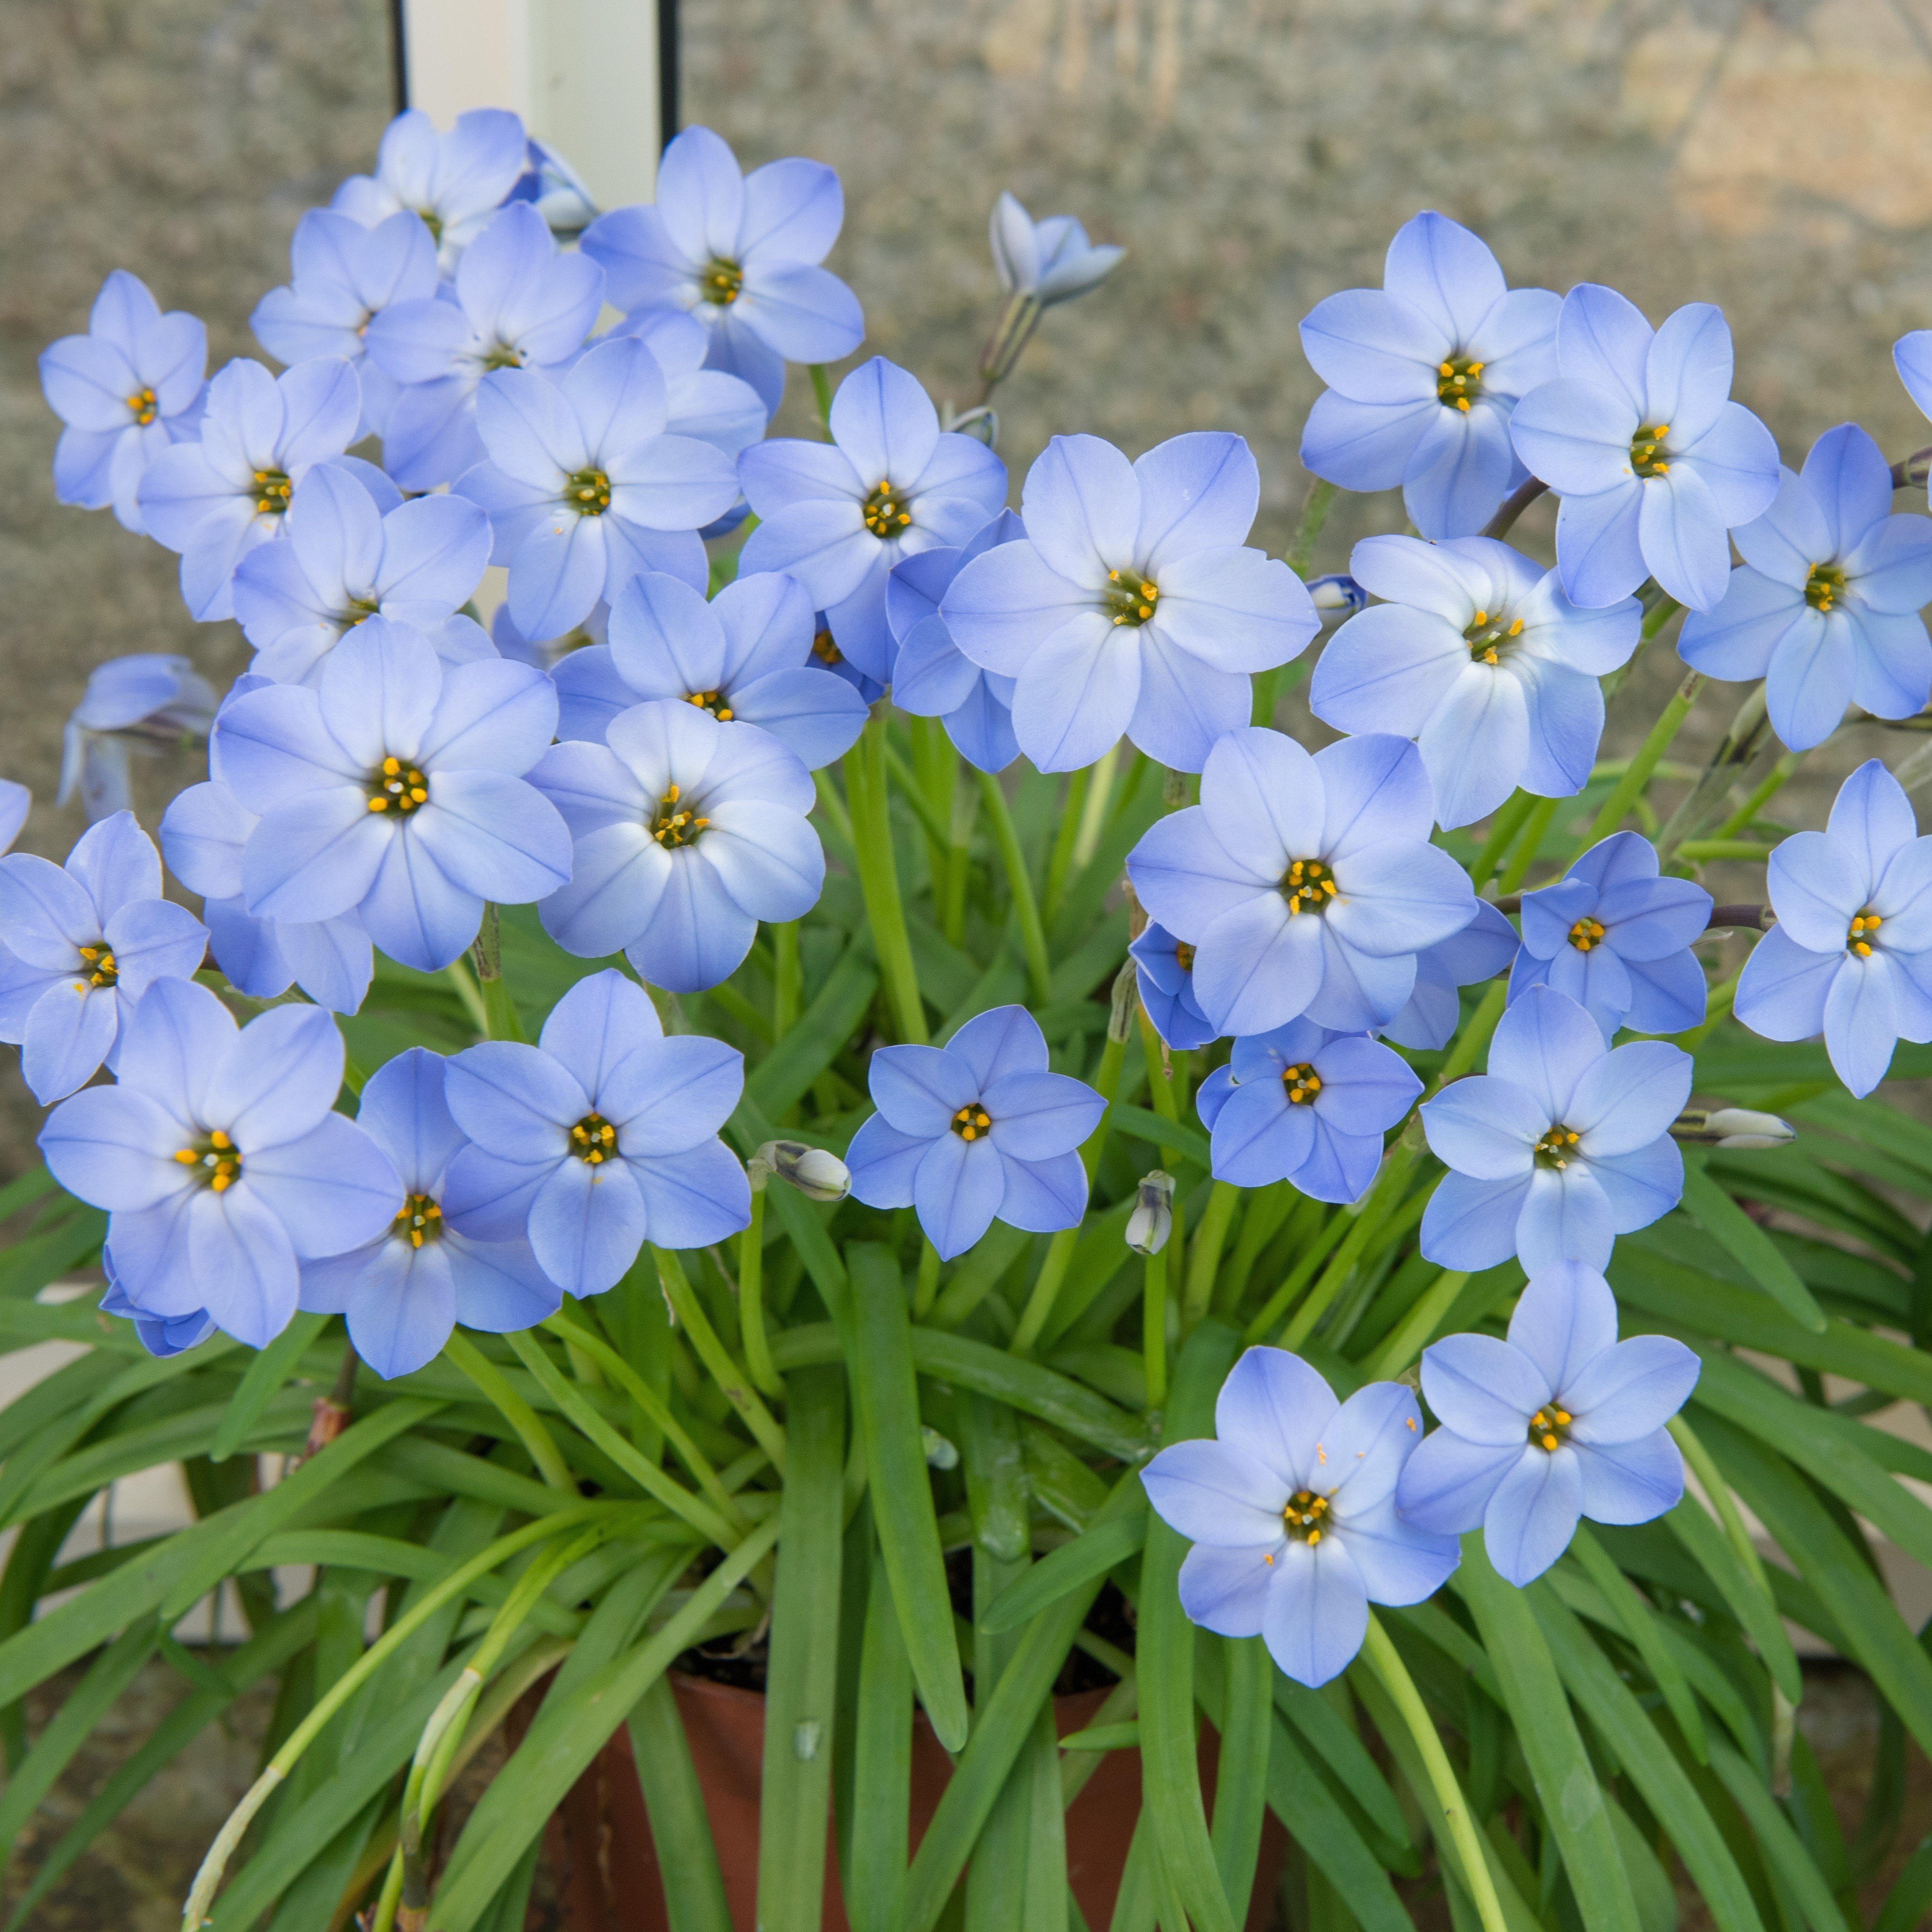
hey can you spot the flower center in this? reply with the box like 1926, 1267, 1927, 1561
1629, 424, 1671, 480
344, 594, 382, 624
1436, 356, 1485, 412
1805, 563, 1847, 613
569, 1112, 618, 1164
366, 755, 430, 815
1533, 1125, 1582, 1170
75, 944, 118, 988
701, 257, 744, 306
1281, 857, 1337, 915
1568, 918, 1606, 952
863, 481, 912, 539
1282, 1062, 1322, 1104
950, 1104, 993, 1141
1174, 941, 1196, 972
418, 207, 445, 243
685, 689, 735, 721
253, 469, 293, 516
650, 782, 708, 847
1282, 1489, 1330, 1544
126, 386, 158, 426
1848, 910, 1883, 958
479, 341, 525, 372
811, 628, 843, 666
1103, 569, 1160, 627
1528, 1404, 1573, 1452
1462, 607, 1524, 667
565, 467, 612, 517
173, 1128, 243, 1193
392, 1191, 443, 1248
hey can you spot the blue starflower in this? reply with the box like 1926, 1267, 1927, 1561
211, 617, 571, 974
1678, 423, 1932, 752
1311, 534, 1641, 828
39, 270, 207, 535
1735, 758, 1932, 1096
160, 777, 373, 1014
1298, 212, 1559, 540
1509, 286, 1780, 612
529, 697, 824, 992
137, 357, 363, 622
1127, 729, 1477, 1036
0, 811, 208, 1103
845, 1006, 1103, 1260
366, 203, 606, 490
505, 135, 598, 235
942, 432, 1316, 772
491, 599, 609, 670
1396, 1263, 1697, 1585
299, 1047, 559, 1379
331, 107, 529, 275
988, 192, 1124, 306
553, 569, 866, 770
1308, 574, 1368, 622
808, 615, 884, 703
58, 653, 220, 822
1510, 833, 1712, 1040
39, 979, 401, 1347
596, 308, 770, 472
1419, 985, 1691, 1274
454, 337, 741, 643
0, 783, 28, 856
231, 462, 491, 685
1129, 920, 1218, 1051
100, 1275, 218, 1359
441, 968, 750, 1296
1377, 902, 1520, 1051
251, 209, 440, 441
886, 508, 1026, 774
1196, 1020, 1421, 1201
580, 125, 864, 414
738, 357, 1008, 685
1140, 1347, 1458, 1688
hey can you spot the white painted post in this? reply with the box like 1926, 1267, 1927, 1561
395, 0, 667, 209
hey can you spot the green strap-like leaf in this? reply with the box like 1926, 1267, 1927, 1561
1677, 1158, 1826, 1331
1706, 1737, 1846, 1932
212, 1312, 331, 1460
1265, 1718, 1413, 1932
844, 1530, 913, 1932
630, 1677, 733, 1932
981, 1510, 1146, 1636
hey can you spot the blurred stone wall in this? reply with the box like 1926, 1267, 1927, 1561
6, 0, 1932, 1166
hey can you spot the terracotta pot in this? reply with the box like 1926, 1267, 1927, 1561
528, 1671, 1285, 1931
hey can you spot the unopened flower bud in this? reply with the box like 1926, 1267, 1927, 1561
921, 1426, 959, 1471
1706, 1108, 1796, 1150
752, 1139, 851, 1202
1307, 573, 1367, 621
1128, 1171, 1175, 1256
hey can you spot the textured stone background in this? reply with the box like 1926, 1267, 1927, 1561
8, 2, 1932, 1922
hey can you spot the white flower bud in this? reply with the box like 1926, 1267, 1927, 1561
1127, 1171, 1176, 1256
754, 1140, 851, 1202
921, 1426, 959, 1470
1307, 573, 1367, 620
1706, 1108, 1796, 1149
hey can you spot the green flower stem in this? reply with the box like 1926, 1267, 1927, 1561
1135, 1007, 1188, 1264
1181, 1180, 1242, 1331
1213, 1180, 1295, 1316
1359, 1613, 1510, 1932
1656, 680, 1771, 863
808, 363, 835, 436
1673, 960, 1746, 1051
737, 1183, 782, 1398
1714, 747, 1802, 840
443, 954, 490, 1037
470, 903, 523, 1040
1143, 1246, 1169, 1411
942, 768, 980, 947
442, 1332, 576, 1494
1365, 1269, 1471, 1378
812, 766, 857, 852
1071, 742, 1120, 869
1242, 1208, 1350, 1344
846, 721, 929, 1043
884, 732, 953, 863
1668, 1414, 1774, 1599
1577, 668, 1703, 853
1495, 794, 1559, 895
540, 1308, 747, 1530
773, 919, 803, 1040
1280, 1142, 1419, 1349
1429, 980, 1508, 1095
976, 768, 1053, 1007
654, 1247, 789, 1471
1043, 765, 1091, 922
1675, 839, 1777, 863
912, 1239, 943, 1320
1286, 474, 1340, 576
1467, 789, 1534, 885
180, 1501, 617, 1929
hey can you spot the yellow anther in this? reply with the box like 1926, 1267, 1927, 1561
210, 1130, 231, 1149
174, 1148, 198, 1164
1541, 1433, 1558, 1451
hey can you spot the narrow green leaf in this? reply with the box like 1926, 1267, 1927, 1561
1457, 1539, 1640, 1932
1021, 1704, 1069, 1932
1678, 1160, 1826, 1331
1272, 1677, 1411, 1853
757, 1364, 846, 1932
1531, 1587, 1766, 1932
843, 1245, 969, 1753
1264, 1719, 1413, 1932
1107, 1104, 1212, 1170
1138, 1318, 1243, 1932
629, 1677, 733, 1932
981, 1509, 1146, 1636
1058, 1723, 1140, 1752
1568, 1527, 1708, 1762
1875, 1836, 1932, 1932
846, 1530, 913, 1932
1606, 1794, 1679, 1932
1706, 1738, 1844, 1932
1207, 1636, 1274, 1925
212, 1312, 330, 1460
1659, 1497, 1803, 1705
0, 1203, 106, 1299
